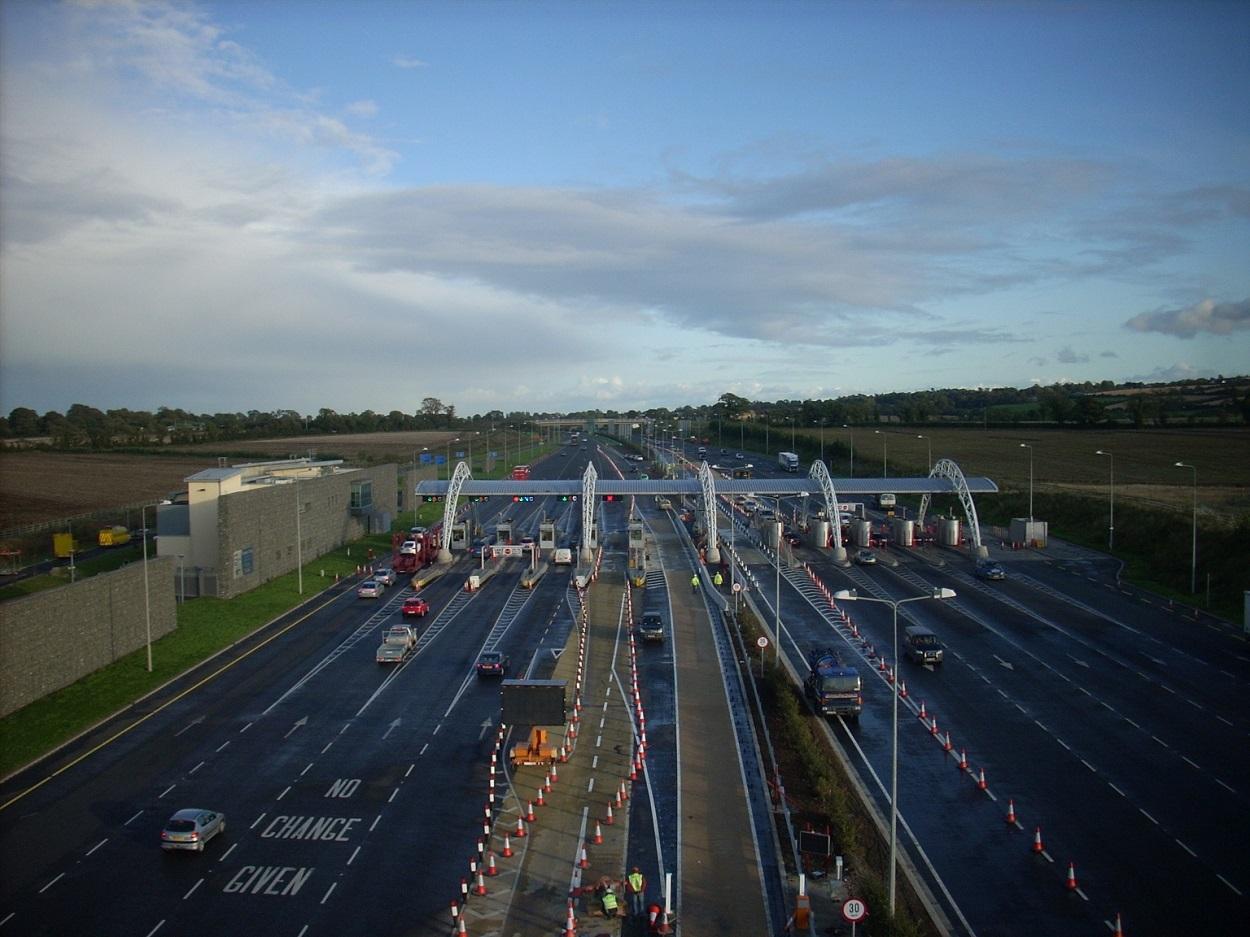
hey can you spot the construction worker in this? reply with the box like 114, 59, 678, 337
712, 570, 723, 588
691, 573, 700, 592
601, 884, 622, 917
625, 866, 647, 917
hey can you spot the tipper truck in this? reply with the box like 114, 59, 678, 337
805, 648, 863, 720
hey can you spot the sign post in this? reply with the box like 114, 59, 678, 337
756, 635, 768, 673
842, 897, 867, 936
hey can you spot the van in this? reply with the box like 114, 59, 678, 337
552, 548, 573, 565
904, 625, 944, 665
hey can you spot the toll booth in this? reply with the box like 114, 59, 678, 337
938, 516, 961, 546
627, 518, 647, 583
538, 521, 557, 550
892, 517, 915, 546
449, 522, 469, 552
496, 520, 513, 544
810, 519, 831, 549
586, 523, 599, 550
850, 518, 872, 547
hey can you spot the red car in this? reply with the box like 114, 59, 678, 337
402, 597, 430, 618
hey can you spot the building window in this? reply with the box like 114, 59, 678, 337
350, 480, 373, 511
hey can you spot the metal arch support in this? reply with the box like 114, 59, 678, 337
917, 458, 988, 558
697, 461, 721, 565
809, 460, 848, 564
437, 461, 472, 563
580, 462, 598, 562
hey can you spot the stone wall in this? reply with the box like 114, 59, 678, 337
0, 556, 177, 717
214, 464, 397, 599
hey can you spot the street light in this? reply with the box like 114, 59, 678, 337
1019, 443, 1034, 521
917, 434, 931, 474
446, 437, 460, 479
1175, 461, 1197, 594
817, 419, 826, 466
294, 479, 303, 594
832, 586, 957, 917
141, 504, 153, 673
789, 417, 796, 452
874, 430, 888, 477
843, 424, 854, 477
1095, 450, 1114, 550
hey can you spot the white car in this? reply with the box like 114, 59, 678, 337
399, 540, 418, 555
373, 567, 396, 586
357, 580, 384, 598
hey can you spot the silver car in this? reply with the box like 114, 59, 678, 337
854, 549, 878, 565
373, 567, 396, 586
161, 808, 225, 852
357, 580, 384, 598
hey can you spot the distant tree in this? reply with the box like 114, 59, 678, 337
420, 397, 444, 417
717, 392, 751, 419
1039, 389, 1074, 425
1242, 390, 1250, 424
8, 406, 39, 436
1073, 396, 1106, 426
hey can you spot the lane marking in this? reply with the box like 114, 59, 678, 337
405, 764, 415, 778
0, 912, 14, 927
1151, 736, 1169, 748
388, 788, 399, 803
251, 812, 267, 830
215, 741, 231, 753
159, 784, 176, 798
369, 814, 382, 832
1055, 738, 1071, 751
347, 846, 361, 866
320, 742, 334, 755
277, 786, 291, 801
1183, 756, 1201, 770
320, 883, 337, 904
587, 778, 595, 792
240, 722, 253, 734
1216, 778, 1236, 794
1177, 839, 1197, 858
189, 761, 205, 775
38, 873, 64, 894
419, 743, 429, 756
300, 763, 313, 777
218, 842, 238, 863
144, 921, 165, 937
1080, 759, 1096, 773
124, 810, 143, 826
1108, 783, 1126, 797
183, 878, 204, 900
1140, 808, 1159, 825
1217, 874, 1243, 896
85, 838, 108, 856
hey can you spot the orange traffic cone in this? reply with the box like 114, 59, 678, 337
578, 845, 590, 869
1032, 826, 1045, 854
1006, 799, 1017, 825
516, 813, 529, 835
485, 852, 498, 876
604, 802, 615, 825
942, 731, 953, 752
976, 767, 988, 791
457, 913, 469, 936
563, 902, 577, 937
502, 832, 514, 857
1064, 861, 1079, 891
898, 680, 908, 699
1111, 913, 1124, 937
957, 748, 969, 771
536, 786, 546, 807
917, 700, 927, 720
592, 821, 603, 844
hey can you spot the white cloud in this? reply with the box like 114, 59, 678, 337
1056, 345, 1089, 364
392, 55, 428, 69
1124, 298, 1250, 338
344, 99, 378, 119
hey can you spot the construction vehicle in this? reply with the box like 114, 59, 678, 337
510, 727, 558, 767
805, 648, 863, 720
53, 532, 77, 559
98, 526, 131, 547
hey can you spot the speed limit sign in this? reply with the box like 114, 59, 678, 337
756, 636, 769, 649
842, 898, 868, 923
732, 581, 743, 593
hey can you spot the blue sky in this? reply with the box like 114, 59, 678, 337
1, 0, 1247, 416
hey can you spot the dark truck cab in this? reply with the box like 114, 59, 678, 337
805, 648, 863, 720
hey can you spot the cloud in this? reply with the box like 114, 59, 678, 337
392, 55, 428, 69
1056, 345, 1089, 364
1028, 356, 1047, 366
1124, 298, 1250, 338
1099, 350, 1118, 358
344, 99, 378, 119
1125, 362, 1215, 383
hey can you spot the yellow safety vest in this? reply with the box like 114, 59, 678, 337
691, 576, 699, 587
628, 871, 644, 893
602, 890, 619, 910
713, 573, 723, 586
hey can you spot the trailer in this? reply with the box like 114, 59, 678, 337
778, 451, 799, 472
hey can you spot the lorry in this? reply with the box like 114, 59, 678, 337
98, 526, 131, 547
778, 451, 799, 472
376, 626, 417, 664
511, 465, 531, 480
805, 648, 863, 720
392, 528, 439, 574
876, 493, 896, 512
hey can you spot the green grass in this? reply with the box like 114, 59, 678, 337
0, 543, 151, 601
0, 539, 379, 779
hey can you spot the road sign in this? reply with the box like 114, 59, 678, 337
841, 898, 867, 923
732, 582, 743, 593
756, 636, 768, 649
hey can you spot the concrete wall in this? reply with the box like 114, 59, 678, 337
0, 556, 177, 718
214, 464, 397, 599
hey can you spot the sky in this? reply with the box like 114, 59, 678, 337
1, 0, 1248, 417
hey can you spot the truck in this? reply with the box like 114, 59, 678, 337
778, 451, 799, 472
392, 528, 439, 574
98, 525, 131, 548
876, 492, 896, 511
376, 626, 417, 664
511, 465, 531, 480
52, 532, 77, 559
805, 648, 863, 720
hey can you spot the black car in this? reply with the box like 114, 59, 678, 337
638, 613, 665, 643
475, 650, 509, 677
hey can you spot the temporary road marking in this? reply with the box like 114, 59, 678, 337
320, 742, 334, 755
125, 810, 143, 826
320, 883, 337, 904
251, 813, 267, 830
189, 761, 205, 775
38, 873, 64, 894
85, 838, 108, 856
144, 921, 165, 937
216, 741, 231, 753
347, 846, 361, 866
595, 735, 602, 747
591, 755, 599, 768
369, 814, 382, 832
587, 778, 595, 793
1177, 839, 1197, 857
183, 878, 204, 900
1217, 874, 1243, 896
159, 784, 176, 798
277, 786, 291, 801
219, 843, 238, 863
387, 788, 399, 804
1140, 808, 1159, 825
404, 764, 415, 778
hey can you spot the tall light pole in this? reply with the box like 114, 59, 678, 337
1019, 443, 1034, 521
917, 434, 931, 474
294, 479, 303, 594
843, 424, 854, 477
817, 419, 826, 466
833, 586, 957, 917
874, 430, 888, 477
141, 505, 153, 673
1095, 450, 1114, 550
789, 417, 796, 452
1175, 461, 1197, 594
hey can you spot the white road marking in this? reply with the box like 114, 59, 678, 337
320, 742, 334, 755
595, 735, 602, 747
38, 873, 64, 894
369, 814, 382, 832
125, 810, 143, 826
1081, 759, 1096, 773
1055, 738, 1071, 751
159, 784, 176, 798
1140, 808, 1159, 825
296, 927, 309, 937
1152, 735, 1169, 748
1124, 717, 1141, 729
240, 722, 253, 733
1177, 839, 1197, 857
189, 761, 205, 775
587, 778, 595, 793
591, 755, 599, 768
320, 883, 337, 904
1216, 778, 1237, 794
432, 724, 441, 735
0, 912, 14, 927
251, 813, 267, 830
419, 743, 429, 756
347, 846, 361, 866
218, 843, 238, 863
300, 763, 313, 777
388, 788, 399, 803
1183, 756, 1201, 770
1217, 874, 1243, 896
144, 921, 165, 937
277, 786, 291, 801
1108, 783, 1126, 797
183, 878, 204, 900
405, 764, 415, 778
85, 838, 108, 856
216, 741, 231, 753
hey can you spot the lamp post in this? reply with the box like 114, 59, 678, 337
294, 479, 303, 594
141, 504, 152, 673
832, 586, 957, 917
874, 430, 888, 477
1175, 462, 1197, 594
1095, 450, 1114, 551
446, 437, 459, 479
817, 419, 826, 466
176, 554, 185, 604
917, 434, 931, 474
790, 417, 796, 452
774, 497, 783, 666
843, 424, 854, 477
1019, 443, 1034, 521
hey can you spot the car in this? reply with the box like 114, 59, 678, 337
975, 561, 1006, 581
520, 535, 535, 545
854, 549, 878, 566
783, 529, 802, 547
638, 613, 664, 643
357, 580, 384, 598
373, 566, 396, 586
476, 650, 510, 677
904, 625, 944, 665
160, 808, 225, 852
402, 596, 430, 617
735, 452, 744, 460
399, 540, 418, 555
720, 448, 727, 455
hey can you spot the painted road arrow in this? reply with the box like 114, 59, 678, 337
381, 719, 401, 740
284, 716, 308, 739
993, 655, 1015, 671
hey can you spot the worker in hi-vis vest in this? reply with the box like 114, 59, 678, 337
625, 866, 647, 916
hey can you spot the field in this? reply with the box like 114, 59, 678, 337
177, 429, 464, 461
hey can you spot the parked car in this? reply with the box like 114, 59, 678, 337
854, 549, 878, 566
357, 580, 385, 598
735, 452, 744, 459
402, 596, 430, 618
160, 809, 225, 853
373, 567, 396, 586
476, 650, 509, 677
975, 561, 1006, 581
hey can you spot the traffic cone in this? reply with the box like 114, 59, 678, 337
578, 845, 590, 869
957, 748, 968, 771
1006, 799, 1017, 825
898, 680, 908, 699
918, 700, 928, 720
976, 767, 988, 791
592, 820, 603, 844
543, 771, 552, 793
456, 914, 468, 936
1111, 913, 1124, 937
619, 779, 630, 802
516, 813, 529, 835
536, 786, 546, 807
502, 832, 514, 857
942, 731, 953, 752
473, 867, 487, 896
563, 902, 577, 937
930, 717, 940, 736
485, 852, 498, 876
1032, 826, 1045, 854
604, 801, 615, 825
1064, 861, 1079, 891
525, 799, 537, 820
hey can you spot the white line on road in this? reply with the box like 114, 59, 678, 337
419, 743, 429, 756
595, 735, 602, 747
239, 722, 253, 733
1151, 735, 1169, 748
388, 788, 399, 803
370, 814, 382, 832
347, 846, 361, 866
432, 724, 441, 734
405, 764, 415, 778
1055, 738, 1071, 751
591, 755, 599, 768
0, 912, 14, 927
144, 921, 165, 937
189, 761, 205, 775
1177, 839, 1197, 857
85, 838, 108, 856
277, 786, 290, 801
1033, 720, 1048, 732
1217, 874, 1243, 896
216, 741, 231, 753
183, 878, 204, 900
159, 784, 176, 798
320, 883, 337, 904
340, 723, 350, 734
1081, 759, 1096, 773
1140, 808, 1159, 825
174, 717, 204, 737
1124, 717, 1141, 729
1108, 783, 1126, 797
296, 927, 308, 937
320, 742, 334, 755
587, 778, 595, 792
125, 810, 143, 826
218, 843, 238, 863
1183, 756, 1202, 770
38, 873, 64, 894
1216, 778, 1237, 794
300, 763, 313, 777
251, 813, 267, 829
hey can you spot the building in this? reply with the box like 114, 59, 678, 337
157, 458, 397, 599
